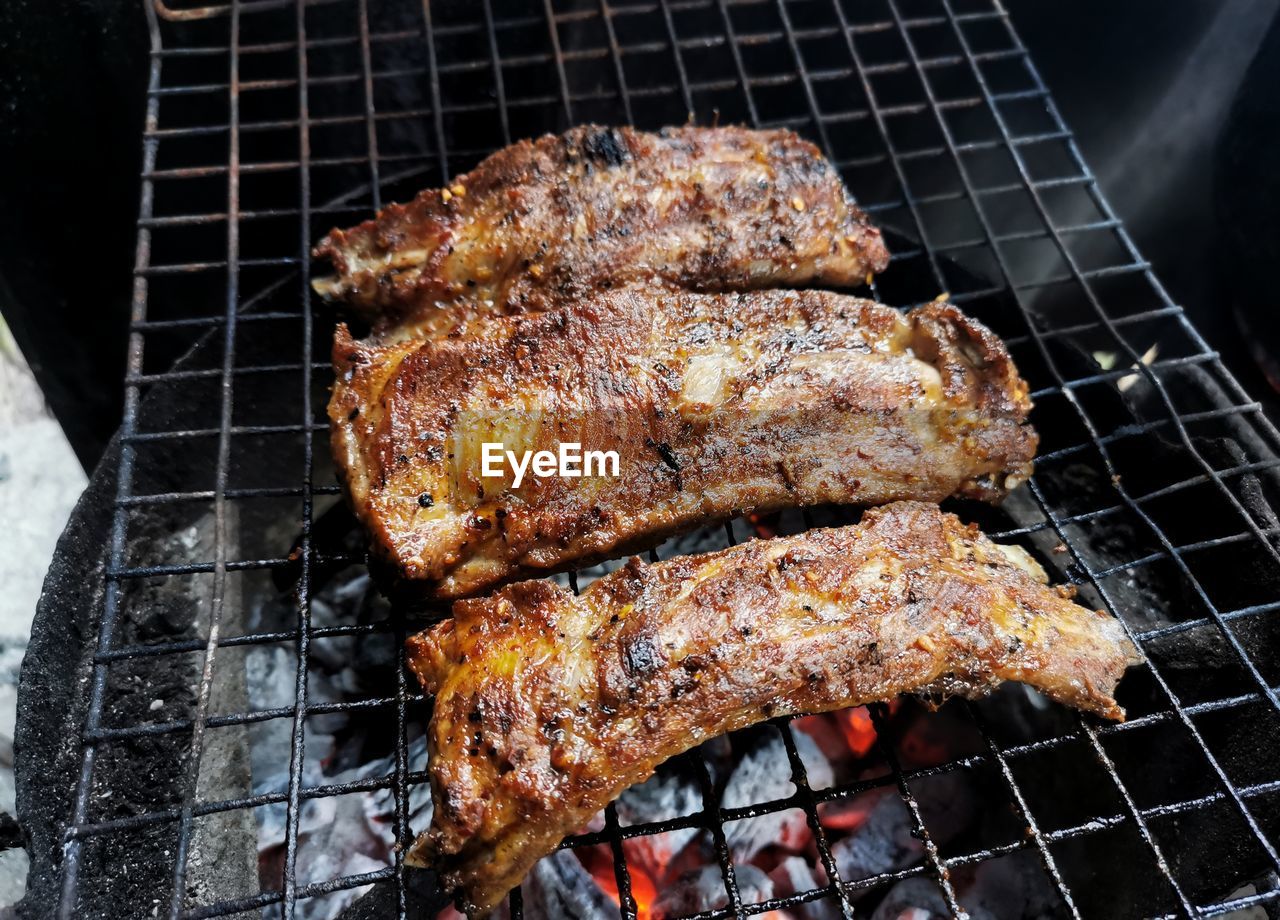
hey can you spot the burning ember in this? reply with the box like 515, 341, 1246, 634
795, 702, 896, 762
482, 698, 1034, 920
490, 704, 1013, 920
241, 534, 1057, 919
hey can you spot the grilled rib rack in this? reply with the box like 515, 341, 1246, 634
17, 0, 1280, 918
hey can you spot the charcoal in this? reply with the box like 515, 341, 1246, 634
867, 863, 1043, 920
699, 735, 735, 779
868, 878, 955, 920
722, 729, 833, 862
615, 769, 702, 879
651, 864, 773, 919
294, 852, 387, 920
354, 736, 434, 850
617, 768, 702, 826
962, 853, 1058, 920
516, 849, 619, 920
831, 794, 918, 893
910, 770, 977, 843
831, 771, 974, 892
769, 856, 842, 920
256, 736, 432, 920
818, 787, 893, 831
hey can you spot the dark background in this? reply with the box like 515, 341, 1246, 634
2, 0, 1278, 471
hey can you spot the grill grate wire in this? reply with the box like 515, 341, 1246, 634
47, 0, 1280, 918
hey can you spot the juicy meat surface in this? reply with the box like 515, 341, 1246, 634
330, 290, 1037, 598
312, 125, 889, 342
405, 501, 1139, 916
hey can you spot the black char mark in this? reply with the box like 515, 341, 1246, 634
580, 127, 631, 168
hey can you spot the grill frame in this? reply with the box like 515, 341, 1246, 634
22, 0, 1280, 918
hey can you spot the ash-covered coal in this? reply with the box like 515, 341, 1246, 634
769, 856, 841, 920
615, 767, 704, 884
236, 560, 1085, 920
508, 709, 987, 919
867, 850, 1059, 920
829, 769, 974, 896
651, 864, 774, 920
495, 849, 620, 920
722, 728, 833, 863
242, 565, 429, 920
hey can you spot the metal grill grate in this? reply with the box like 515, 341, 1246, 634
42, 0, 1280, 918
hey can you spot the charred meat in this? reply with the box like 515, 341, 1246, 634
330, 291, 1037, 598
405, 501, 1138, 916
312, 125, 889, 342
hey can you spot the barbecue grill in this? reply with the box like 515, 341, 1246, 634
16, 0, 1280, 918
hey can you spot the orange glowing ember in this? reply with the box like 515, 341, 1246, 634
818, 788, 888, 831
626, 865, 657, 920
834, 706, 879, 758
746, 511, 779, 539
559, 704, 918, 917
579, 844, 658, 919
795, 702, 899, 765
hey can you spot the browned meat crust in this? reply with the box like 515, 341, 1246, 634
330, 290, 1037, 599
312, 125, 889, 342
405, 501, 1139, 916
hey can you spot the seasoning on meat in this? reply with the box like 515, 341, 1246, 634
405, 501, 1139, 916
312, 125, 889, 342
330, 291, 1037, 598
